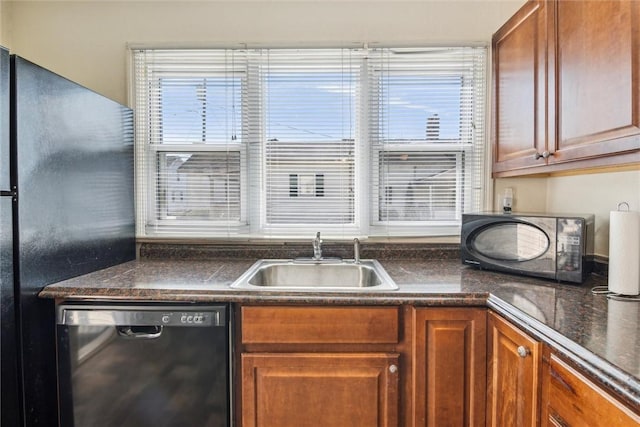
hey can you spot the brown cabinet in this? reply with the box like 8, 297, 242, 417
239, 305, 403, 427
492, 0, 640, 177
550, 0, 640, 167
240, 305, 400, 346
238, 305, 639, 427
541, 350, 640, 426
241, 352, 399, 427
492, 0, 551, 175
486, 311, 542, 427
412, 308, 486, 426
239, 305, 490, 427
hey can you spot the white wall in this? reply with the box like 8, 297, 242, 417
5, 0, 525, 105
0, 0, 8, 47
546, 170, 640, 258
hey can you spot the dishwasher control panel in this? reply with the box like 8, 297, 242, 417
161, 311, 217, 326
57, 305, 226, 327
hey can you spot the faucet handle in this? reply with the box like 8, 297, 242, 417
312, 232, 323, 260
353, 238, 361, 264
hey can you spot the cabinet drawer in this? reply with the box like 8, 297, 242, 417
241, 306, 400, 345
544, 353, 640, 426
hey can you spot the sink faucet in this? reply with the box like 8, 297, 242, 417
353, 238, 361, 264
312, 232, 322, 260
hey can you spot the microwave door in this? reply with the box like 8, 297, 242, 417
464, 218, 557, 280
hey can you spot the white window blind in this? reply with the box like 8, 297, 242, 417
368, 47, 486, 236
132, 46, 486, 239
258, 49, 363, 236
133, 49, 247, 237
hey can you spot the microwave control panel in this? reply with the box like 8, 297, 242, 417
556, 218, 586, 276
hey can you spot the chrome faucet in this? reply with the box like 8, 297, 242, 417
353, 238, 360, 264
312, 232, 323, 260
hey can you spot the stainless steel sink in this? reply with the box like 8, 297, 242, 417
230, 259, 398, 291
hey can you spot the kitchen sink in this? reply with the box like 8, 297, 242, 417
230, 259, 398, 291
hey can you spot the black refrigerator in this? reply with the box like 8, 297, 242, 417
0, 47, 136, 426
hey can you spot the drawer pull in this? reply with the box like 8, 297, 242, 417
389, 364, 398, 374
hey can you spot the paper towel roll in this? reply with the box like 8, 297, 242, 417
609, 210, 640, 295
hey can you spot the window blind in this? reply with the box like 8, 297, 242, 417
133, 49, 247, 237
132, 45, 486, 239
257, 49, 363, 236
367, 47, 486, 236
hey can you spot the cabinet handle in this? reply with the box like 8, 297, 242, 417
517, 345, 531, 358
389, 364, 398, 374
534, 151, 554, 160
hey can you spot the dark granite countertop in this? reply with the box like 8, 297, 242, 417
39, 255, 640, 411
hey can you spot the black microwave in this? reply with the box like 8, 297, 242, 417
461, 212, 594, 283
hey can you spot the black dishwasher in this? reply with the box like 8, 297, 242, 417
56, 304, 231, 427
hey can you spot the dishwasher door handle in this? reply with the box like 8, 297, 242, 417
116, 325, 163, 339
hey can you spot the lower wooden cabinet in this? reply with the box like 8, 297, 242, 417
237, 305, 638, 427
541, 350, 640, 427
412, 308, 487, 426
239, 305, 403, 427
486, 311, 542, 427
241, 352, 399, 427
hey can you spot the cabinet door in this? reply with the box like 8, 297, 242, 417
492, 0, 550, 175
412, 308, 486, 426
541, 351, 640, 427
486, 311, 542, 427
551, 0, 640, 165
241, 352, 399, 427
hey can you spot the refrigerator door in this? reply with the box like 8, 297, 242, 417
12, 55, 135, 425
1, 47, 20, 427
0, 46, 9, 190
1, 196, 20, 427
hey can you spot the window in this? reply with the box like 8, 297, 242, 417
368, 47, 486, 236
260, 49, 360, 233
132, 46, 486, 239
133, 50, 246, 236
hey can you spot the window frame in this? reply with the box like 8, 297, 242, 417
134, 56, 249, 236
131, 45, 487, 239
257, 50, 363, 236
366, 48, 485, 236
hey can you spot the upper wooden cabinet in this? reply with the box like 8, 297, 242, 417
550, 0, 640, 165
492, 0, 640, 177
493, 0, 550, 175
